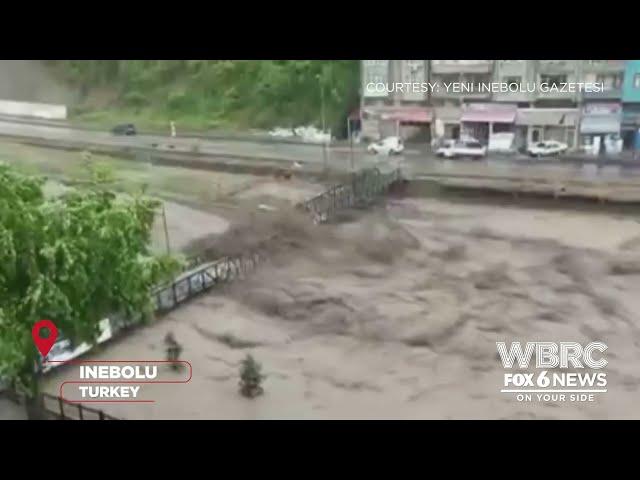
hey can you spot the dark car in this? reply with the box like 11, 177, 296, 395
111, 123, 137, 136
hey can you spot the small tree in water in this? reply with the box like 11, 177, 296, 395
239, 354, 265, 398
164, 332, 183, 370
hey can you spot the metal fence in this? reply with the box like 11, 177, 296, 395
40, 392, 119, 420
298, 167, 402, 223
150, 168, 403, 314
153, 251, 263, 314
4, 390, 119, 420
11, 167, 403, 420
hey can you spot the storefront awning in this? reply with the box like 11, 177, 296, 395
376, 107, 433, 123
622, 111, 640, 127
580, 115, 621, 134
434, 106, 461, 123
461, 103, 517, 123
516, 109, 579, 127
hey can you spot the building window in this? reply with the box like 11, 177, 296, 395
463, 73, 489, 85
437, 73, 459, 84
540, 74, 567, 87
635, 74, 640, 89
403, 60, 425, 84
504, 76, 522, 85
597, 74, 623, 89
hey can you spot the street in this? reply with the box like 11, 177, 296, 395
1, 117, 640, 185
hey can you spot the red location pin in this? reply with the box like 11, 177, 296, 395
32, 319, 59, 358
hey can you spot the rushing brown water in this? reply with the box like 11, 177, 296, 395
42, 196, 640, 419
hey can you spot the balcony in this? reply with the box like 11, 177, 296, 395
431, 60, 493, 74
496, 60, 528, 76
582, 60, 625, 73
431, 83, 492, 100
537, 60, 577, 74
536, 88, 578, 101
582, 87, 622, 101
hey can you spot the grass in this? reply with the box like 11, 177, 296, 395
69, 108, 237, 133
0, 141, 258, 208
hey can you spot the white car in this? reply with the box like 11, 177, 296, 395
527, 140, 568, 157
367, 136, 405, 155
436, 139, 487, 159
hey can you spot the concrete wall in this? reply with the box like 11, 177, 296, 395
0, 99, 67, 119
0, 60, 78, 105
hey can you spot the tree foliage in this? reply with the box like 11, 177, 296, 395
51, 60, 360, 133
0, 163, 179, 394
239, 354, 265, 398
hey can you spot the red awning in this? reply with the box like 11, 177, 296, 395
378, 107, 433, 123
461, 103, 517, 123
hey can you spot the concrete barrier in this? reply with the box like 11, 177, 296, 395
0, 99, 67, 119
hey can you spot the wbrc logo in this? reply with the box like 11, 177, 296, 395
496, 342, 608, 403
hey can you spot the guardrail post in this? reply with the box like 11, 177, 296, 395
78, 403, 84, 420
99, 410, 105, 420
58, 396, 64, 419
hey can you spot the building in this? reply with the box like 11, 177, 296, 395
359, 59, 639, 153
579, 60, 625, 154
622, 60, 640, 149
430, 60, 494, 142
360, 60, 432, 142
493, 60, 537, 107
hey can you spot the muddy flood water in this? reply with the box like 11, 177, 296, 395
42, 195, 640, 419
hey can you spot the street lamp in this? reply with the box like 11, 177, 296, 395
317, 73, 328, 173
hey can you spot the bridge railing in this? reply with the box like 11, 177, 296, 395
152, 251, 263, 314
298, 167, 402, 223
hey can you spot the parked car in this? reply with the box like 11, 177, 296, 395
367, 136, 404, 155
111, 123, 137, 136
436, 139, 487, 159
527, 140, 568, 157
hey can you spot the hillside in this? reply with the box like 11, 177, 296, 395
46, 61, 360, 134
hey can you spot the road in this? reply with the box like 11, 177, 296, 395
2, 117, 640, 184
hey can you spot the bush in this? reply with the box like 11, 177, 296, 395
164, 332, 183, 370
239, 354, 265, 398
123, 91, 149, 108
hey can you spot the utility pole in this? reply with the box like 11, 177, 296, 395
347, 116, 354, 171
318, 73, 328, 173
162, 204, 171, 255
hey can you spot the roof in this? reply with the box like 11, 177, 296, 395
516, 108, 579, 126
461, 103, 517, 123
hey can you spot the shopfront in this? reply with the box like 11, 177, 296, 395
515, 108, 579, 151
622, 105, 640, 150
362, 106, 432, 142
460, 103, 517, 151
580, 103, 622, 155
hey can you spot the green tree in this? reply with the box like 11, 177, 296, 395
238, 354, 265, 398
0, 163, 179, 416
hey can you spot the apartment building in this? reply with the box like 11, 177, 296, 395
360, 60, 432, 141
579, 60, 624, 154
430, 60, 494, 142
622, 60, 640, 149
359, 60, 634, 152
